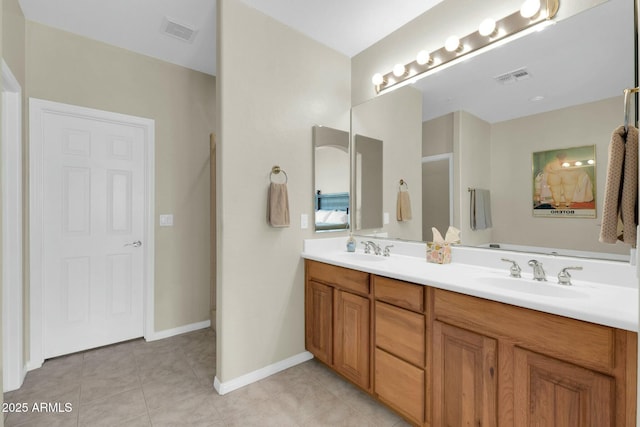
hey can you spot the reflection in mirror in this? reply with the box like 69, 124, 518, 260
351, 0, 634, 261
354, 135, 383, 230
312, 125, 350, 232
422, 154, 453, 241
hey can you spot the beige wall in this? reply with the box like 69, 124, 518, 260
351, 0, 607, 106
216, 0, 351, 382
352, 87, 423, 240
423, 114, 453, 157
491, 96, 628, 255
26, 22, 216, 333
3, 0, 25, 87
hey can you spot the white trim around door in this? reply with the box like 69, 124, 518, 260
2, 60, 25, 391
28, 98, 156, 369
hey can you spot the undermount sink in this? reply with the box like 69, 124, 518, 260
476, 276, 588, 299
341, 252, 387, 262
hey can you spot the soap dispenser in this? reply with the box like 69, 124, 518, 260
346, 233, 356, 252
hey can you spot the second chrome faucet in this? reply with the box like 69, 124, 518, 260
528, 259, 547, 281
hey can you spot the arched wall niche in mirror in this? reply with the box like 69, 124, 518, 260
350, 0, 635, 261
312, 125, 350, 232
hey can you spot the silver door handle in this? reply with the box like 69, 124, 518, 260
124, 240, 142, 248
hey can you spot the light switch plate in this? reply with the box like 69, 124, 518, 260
383, 212, 390, 224
301, 214, 309, 229
159, 214, 174, 227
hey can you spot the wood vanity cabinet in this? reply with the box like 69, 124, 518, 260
304, 260, 371, 391
304, 260, 637, 427
433, 288, 637, 426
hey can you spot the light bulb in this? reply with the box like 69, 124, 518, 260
372, 73, 384, 85
393, 64, 406, 77
574, 161, 583, 166
561, 162, 570, 168
416, 50, 432, 65
520, 0, 541, 18
478, 18, 497, 37
587, 159, 595, 165
445, 36, 461, 52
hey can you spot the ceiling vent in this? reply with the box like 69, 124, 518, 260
161, 17, 198, 43
494, 68, 531, 85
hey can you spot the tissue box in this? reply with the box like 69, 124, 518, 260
426, 242, 451, 264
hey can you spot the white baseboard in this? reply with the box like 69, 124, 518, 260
214, 351, 314, 395
26, 360, 43, 372
145, 319, 211, 342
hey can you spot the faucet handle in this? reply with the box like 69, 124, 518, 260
557, 266, 583, 286
361, 241, 371, 254
501, 258, 522, 278
383, 245, 394, 257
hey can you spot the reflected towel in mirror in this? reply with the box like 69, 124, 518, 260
470, 189, 492, 230
396, 189, 412, 221
267, 183, 290, 227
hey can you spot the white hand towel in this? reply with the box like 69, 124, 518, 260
267, 183, 290, 227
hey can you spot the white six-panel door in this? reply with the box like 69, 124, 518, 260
30, 99, 154, 362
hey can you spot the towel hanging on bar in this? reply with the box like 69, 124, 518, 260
470, 188, 492, 231
599, 125, 638, 246
267, 166, 290, 227
396, 179, 412, 222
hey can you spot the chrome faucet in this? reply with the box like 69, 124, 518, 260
501, 258, 522, 278
383, 245, 394, 257
557, 266, 583, 286
361, 241, 372, 254
528, 260, 547, 281
367, 241, 382, 255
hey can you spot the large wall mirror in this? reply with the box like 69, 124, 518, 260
351, 0, 635, 260
312, 125, 350, 232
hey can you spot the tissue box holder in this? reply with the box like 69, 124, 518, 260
426, 242, 451, 264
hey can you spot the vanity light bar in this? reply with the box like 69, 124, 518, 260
372, 0, 559, 94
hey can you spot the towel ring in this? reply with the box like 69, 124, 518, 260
270, 165, 288, 184
399, 179, 408, 190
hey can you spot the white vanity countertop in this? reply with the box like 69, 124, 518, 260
302, 237, 639, 332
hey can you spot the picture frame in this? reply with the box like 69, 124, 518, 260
532, 145, 596, 218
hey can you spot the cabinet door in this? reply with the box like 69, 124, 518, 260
335, 290, 370, 390
433, 321, 497, 427
305, 280, 333, 365
514, 348, 615, 426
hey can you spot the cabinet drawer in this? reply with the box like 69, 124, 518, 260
307, 260, 369, 295
375, 302, 425, 367
375, 348, 425, 425
374, 276, 424, 312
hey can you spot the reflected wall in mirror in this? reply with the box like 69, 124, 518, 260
354, 134, 383, 230
350, 0, 634, 261
312, 125, 350, 232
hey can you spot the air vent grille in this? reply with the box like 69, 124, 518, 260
494, 68, 531, 85
161, 17, 198, 43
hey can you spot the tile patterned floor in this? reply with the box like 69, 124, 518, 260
3, 328, 410, 426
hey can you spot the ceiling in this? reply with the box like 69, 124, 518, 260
17, 0, 634, 123
17, 0, 445, 75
